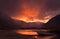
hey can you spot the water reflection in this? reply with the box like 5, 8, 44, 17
16, 29, 55, 39
16, 30, 38, 35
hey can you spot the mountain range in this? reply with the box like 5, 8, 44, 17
0, 12, 44, 30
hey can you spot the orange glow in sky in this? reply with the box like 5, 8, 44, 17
12, 0, 51, 23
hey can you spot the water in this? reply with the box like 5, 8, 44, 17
16, 29, 55, 39
0, 29, 55, 39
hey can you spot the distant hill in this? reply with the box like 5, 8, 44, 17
0, 12, 35, 39
42, 15, 60, 31
27, 22, 44, 29
0, 12, 44, 29
0, 12, 27, 30
13, 20, 44, 29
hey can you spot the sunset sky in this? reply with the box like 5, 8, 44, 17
0, 0, 60, 22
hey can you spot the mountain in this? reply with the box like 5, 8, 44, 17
27, 22, 44, 29
0, 12, 27, 30
41, 15, 60, 31
15, 21, 44, 29
0, 12, 44, 39
0, 12, 44, 29
0, 12, 36, 39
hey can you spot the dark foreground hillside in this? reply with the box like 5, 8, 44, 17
42, 15, 60, 39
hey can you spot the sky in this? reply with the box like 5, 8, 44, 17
0, 0, 60, 20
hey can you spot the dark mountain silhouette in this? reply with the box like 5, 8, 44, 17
20, 22, 44, 29
0, 12, 36, 39
0, 12, 44, 29
41, 15, 60, 39
0, 12, 28, 30
27, 22, 44, 29
42, 15, 60, 31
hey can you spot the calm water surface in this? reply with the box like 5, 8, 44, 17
16, 29, 55, 39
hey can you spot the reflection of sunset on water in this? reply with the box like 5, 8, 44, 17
16, 29, 54, 39
16, 30, 38, 35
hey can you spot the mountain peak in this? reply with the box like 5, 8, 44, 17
42, 14, 60, 31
